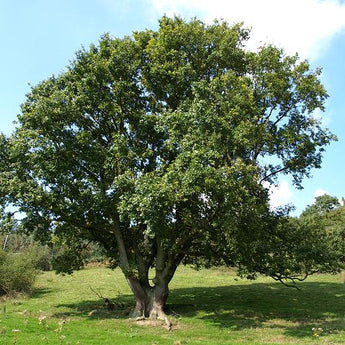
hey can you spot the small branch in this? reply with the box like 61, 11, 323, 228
270, 102, 295, 129
2, 234, 9, 250
262, 105, 277, 125
89, 285, 116, 310
75, 160, 101, 184
89, 285, 104, 299
289, 270, 318, 282
271, 112, 287, 128
260, 166, 290, 183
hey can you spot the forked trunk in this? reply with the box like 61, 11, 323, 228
129, 278, 169, 322
113, 220, 175, 326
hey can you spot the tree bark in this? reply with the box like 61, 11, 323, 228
149, 281, 169, 320
128, 277, 170, 321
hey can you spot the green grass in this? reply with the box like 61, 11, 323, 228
1, 266, 345, 344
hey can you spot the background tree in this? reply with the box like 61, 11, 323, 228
299, 195, 345, 266
301, 194, 341, 217
0, 17, 338, 320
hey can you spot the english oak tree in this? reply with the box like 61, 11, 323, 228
0, 17, 337, 319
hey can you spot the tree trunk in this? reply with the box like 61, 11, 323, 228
112, 218, 175, 325
128, 277, 169, 322
149, 281, 169, 320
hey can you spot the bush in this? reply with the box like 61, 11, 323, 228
0, 249, 38, 296
1, 233, 109, 277
25, 244, 56, 271
1, 233, 61, 271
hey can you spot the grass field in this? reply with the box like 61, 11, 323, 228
0, 266, 344, 344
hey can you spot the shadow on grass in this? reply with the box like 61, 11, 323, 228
53, 294, 134, 320
168, 281, 345, 338
30, 287, 53, 299
49, 280, 345, 338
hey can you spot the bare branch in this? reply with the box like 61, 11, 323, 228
89, 285, 104, 299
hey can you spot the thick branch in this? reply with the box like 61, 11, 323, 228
133, 243, 150, 287
111, 213, 130, 270
270, 271, 316, 290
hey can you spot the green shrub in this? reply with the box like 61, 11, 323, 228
24, 244, 56, 271
1, 233, 62, 271
0, 249, 38, 296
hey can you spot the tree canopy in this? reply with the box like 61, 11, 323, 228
0, 17, 338, 319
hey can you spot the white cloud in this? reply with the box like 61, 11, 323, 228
263, 180, 293, 208
149, 0, 345, 60
313, 107, 333, 127
314, 189, 329, 197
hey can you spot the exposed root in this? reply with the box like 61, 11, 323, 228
149, 308, 172, 331
135, 316, 146, 321
130, 309, 173, 331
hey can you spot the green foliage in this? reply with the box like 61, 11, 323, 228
0, 16, 337, 299
299, 196, 345, 265
0, 249, 38, 295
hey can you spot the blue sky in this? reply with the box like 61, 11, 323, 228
1, 0, 345, 215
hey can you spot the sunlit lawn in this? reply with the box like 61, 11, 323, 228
1, 266, 345, 344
